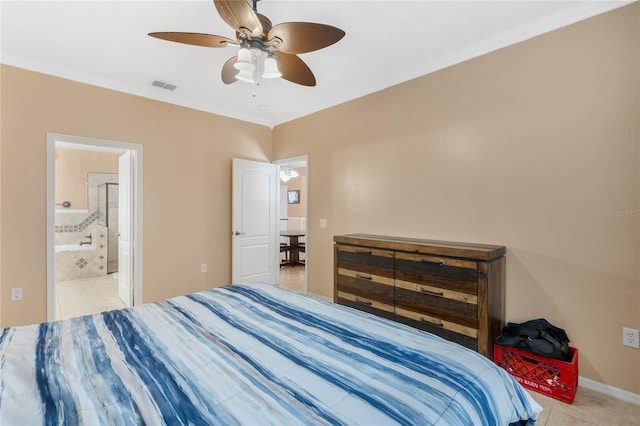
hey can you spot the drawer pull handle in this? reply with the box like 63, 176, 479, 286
421, 318, 444, 327
421, 259, 445, 266
355, 249, 372, 255
354, 298, 372, 306
355, 274, 373, 280
420, 288, 444, 297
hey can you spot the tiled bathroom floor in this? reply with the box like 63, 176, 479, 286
55, 274, 126, 320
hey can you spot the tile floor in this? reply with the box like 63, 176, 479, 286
278, 264, 306, 293
530, 386, 640, 425
55, 274, 125, 320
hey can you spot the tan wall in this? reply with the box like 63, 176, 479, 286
0, 64, 272, 327
55, 148, 120, 210
273, 5, 640, 394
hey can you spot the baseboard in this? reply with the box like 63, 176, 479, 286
579, 376, 640, 406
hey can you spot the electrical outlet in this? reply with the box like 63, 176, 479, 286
622, 327, 639, 348
201, 264, 207, 273
10, 288, 23, 301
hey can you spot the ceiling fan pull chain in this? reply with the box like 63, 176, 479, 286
252, 76, 259, 98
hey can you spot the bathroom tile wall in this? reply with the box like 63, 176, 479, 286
54, 211, 98, 245
54, 172, 118, 282
55, 210, 108, 281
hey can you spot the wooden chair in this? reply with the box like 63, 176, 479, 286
280, 243, 292, 267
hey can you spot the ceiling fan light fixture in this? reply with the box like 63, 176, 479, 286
262, 55, 282, 79
234, 47, 255, 72
280, 167, 299, 182
235, 69, 255, 83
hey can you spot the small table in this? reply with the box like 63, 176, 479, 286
280, 230, 305, 266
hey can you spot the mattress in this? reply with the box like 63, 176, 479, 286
0, 283, 541, 425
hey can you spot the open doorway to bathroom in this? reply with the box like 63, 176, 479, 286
275, 156, 308, 294
46, 133, 143, 322
54, 153, 122, 319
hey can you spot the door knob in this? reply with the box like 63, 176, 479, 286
233, 231, 245, 236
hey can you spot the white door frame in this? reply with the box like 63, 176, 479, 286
46, 133, 143, 321
274, 155, 308, 294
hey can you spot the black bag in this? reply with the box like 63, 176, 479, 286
495, 318, 572, 362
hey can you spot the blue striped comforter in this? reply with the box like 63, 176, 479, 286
0, 283, 541, 425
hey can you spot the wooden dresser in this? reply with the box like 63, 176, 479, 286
334, 234, 506, 358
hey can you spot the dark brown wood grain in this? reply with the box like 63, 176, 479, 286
395, 288, 478, 328
333, 235, 505, 359
337, 298, 395, 320
394, 270, 477, 294
337, 250, 394, 269
337, 275, 394, 304
395, 259, 478, 284
337, 261, 395, 279
395, 316, 478, 351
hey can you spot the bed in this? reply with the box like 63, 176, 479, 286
0, 283, 541, 425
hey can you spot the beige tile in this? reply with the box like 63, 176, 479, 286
55, 275, 125, 321
530, 386, 640, 426
279, 265, 306, 293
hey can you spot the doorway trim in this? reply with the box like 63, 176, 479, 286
46, 133, 143, 322
274, 155, 309, 294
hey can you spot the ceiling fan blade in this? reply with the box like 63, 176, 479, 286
268, 22, 345, 54
221, 57, 239, 84
256, 13, 273, 37
149, 32, 235, 48
214, 0, 263, 37
277, 53, 316, 87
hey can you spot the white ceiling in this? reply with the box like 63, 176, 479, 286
0, 1, 632, 128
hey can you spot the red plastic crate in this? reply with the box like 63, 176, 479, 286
494, 343, 578, 404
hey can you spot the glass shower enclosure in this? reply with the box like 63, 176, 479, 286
97, 183, 119, 274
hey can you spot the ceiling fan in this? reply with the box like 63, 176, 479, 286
149, 0, 345, 87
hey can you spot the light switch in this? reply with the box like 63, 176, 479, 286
320, 219, 327, 228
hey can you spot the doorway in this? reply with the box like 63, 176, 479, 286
46, 133, 143, 322
275, 156, 308, 294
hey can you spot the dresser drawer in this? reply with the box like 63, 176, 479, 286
394, 279, 479, 350
336, 245, 394, 275
394, 252, 478, 293
337, 278, 395, 319
395, 307, 478, 351
336, 245, 394, 319
394, 280, 478, 326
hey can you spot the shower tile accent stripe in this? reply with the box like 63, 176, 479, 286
55, 211, 98, 233
59, 211, 98, 232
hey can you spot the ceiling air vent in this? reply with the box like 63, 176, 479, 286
151, 80, 177, 91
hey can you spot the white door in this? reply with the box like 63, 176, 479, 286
232, 158, 278, 284
118, 151, 133, 306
